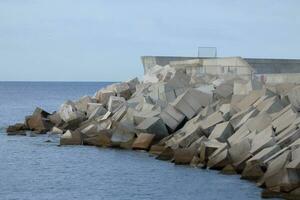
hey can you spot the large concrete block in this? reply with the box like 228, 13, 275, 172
228, 138, 252, 170
250, 126, 276, 155
60, 130, 82, 145
208, 121, 233, 143
136, 117, 168, 139
75, 96, 96, 113
58, 100, 85, 123
132, 133, 155, 150
86, 103, 104, 117
173, 148, 196, 165
160, 104, 185, 131
107, 96, 126, 114
26, 113, 53, 133
199, 111, 224, 135
288, 85, 300, 111
88, 105, 108, 120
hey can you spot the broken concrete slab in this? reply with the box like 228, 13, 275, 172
132, 133, 155, 150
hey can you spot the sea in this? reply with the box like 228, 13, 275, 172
0, 82, 276, 200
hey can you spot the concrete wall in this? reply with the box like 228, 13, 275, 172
245, 58, 300, 74
141, 56, 199, 74
141, 56, 300, 83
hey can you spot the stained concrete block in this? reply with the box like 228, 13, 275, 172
288, 85, 300, 111
86, 103, 104, 117
228, 138, 252, 170
58, 100, 85, 123
208, 121, 233, 143
160, 104, 185, 131
136, 117, 168, 139
107, 96, 126, 114
60, 130, 82, 145
171, 93, 195, 119
88, 105, 108, 120
173, 148, 196, 165
207, 145, 230, 170
95, 88, 115, 105
199, 111, 224, 135
75, 96, 96, 113
132, 133, 155, 150
250, 126, 276, 155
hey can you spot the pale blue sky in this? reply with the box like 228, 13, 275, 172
0, 0, 300, 81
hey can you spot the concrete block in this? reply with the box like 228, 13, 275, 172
208, 121, 233, 143
136, 117, 168, 139
250, 126, 276, 155
86, 103, 104, 117
51, 126, 63, 135
58, 100, 85, 123
88, 105, 108, 120
288, 85, 300, 111
107, 96, 126, 114
132, 133, 155, 150
75, 96, 96, 113
173, 148, 196, 165
199, 111, 224, 135
228, 138, 252, 170
160, 104, 185, 131
60, 130, 82, 145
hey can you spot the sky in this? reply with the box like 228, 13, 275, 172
0, 0, 300, 81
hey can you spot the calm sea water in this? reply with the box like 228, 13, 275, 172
0, 82, 272, 200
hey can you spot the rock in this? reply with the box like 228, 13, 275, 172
60, 130, 82, 145
132, 133, 155, 150
208, 121, 233, 143
136, 117, 168, 139
107, 96, 126, 114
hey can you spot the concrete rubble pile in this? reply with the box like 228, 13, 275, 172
7, 66, 300, 199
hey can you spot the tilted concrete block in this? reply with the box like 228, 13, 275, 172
160, 104, 185, 131
228, 138, 252, 170
86, 103, 104, 117
107, 96, 126, 114
75, 96, 96, 113
288, 85, 300, 111
88, 105, 108, 120
136, 117, 168, 139
132, 133, 155, 150
250, 126, 276, 155
60, 130, 82, 145
58, 100, 85, 123
208, 121, 233, 143
199, 111, 224, 135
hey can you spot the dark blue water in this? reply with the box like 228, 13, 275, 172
0, 82, 269, 200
